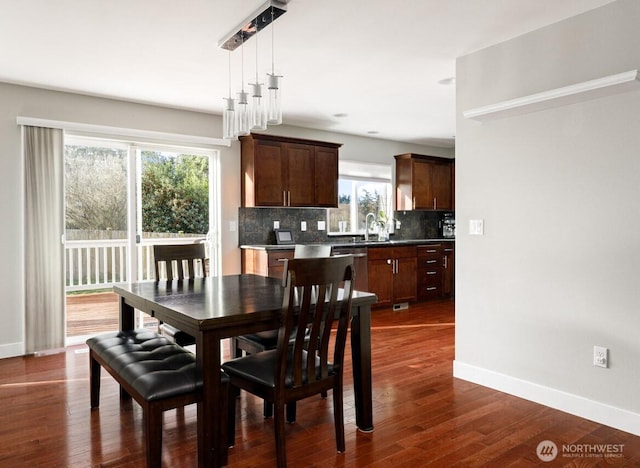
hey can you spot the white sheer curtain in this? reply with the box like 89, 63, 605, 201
24, 126, 65, 353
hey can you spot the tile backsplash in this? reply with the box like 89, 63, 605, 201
238, 207, 449, 245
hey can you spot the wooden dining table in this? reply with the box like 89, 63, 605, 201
113, 274, 377, 467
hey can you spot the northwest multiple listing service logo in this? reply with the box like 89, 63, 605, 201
536, 440, 558, 462
536, 439, 625, 462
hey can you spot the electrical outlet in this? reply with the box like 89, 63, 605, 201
593, 346, 608, 368
317, 220, 326, 231
301, 221, 307, 231
273, 220, 280, 229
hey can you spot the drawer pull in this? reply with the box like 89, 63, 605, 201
426, 260, 437, 264
426, 287, 437, 291
426, 249, 437, 253
426, 271, 437, 275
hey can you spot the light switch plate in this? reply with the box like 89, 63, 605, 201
469, 219, 484, 235
317, 221, 326, 231
273, 220, 280, 229
301, 221, 307, 231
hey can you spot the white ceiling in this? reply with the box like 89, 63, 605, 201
0, 0, 616, 148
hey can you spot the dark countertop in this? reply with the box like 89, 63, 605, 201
241, 238, 455, 251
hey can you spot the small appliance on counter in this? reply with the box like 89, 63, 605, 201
440, 212, 456, 238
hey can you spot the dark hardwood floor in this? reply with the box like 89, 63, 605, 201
2, 299, 639, 467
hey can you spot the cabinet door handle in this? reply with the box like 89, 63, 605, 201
443, 256, 448, 268
287, 191, 291, 206
412, 197, 416, 210
433, 197, 436, 209
283, 190, 287, 206
395, 259, 399, 274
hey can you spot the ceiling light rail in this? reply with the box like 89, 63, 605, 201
218, 0, 288, 51
463, 69, 640, 121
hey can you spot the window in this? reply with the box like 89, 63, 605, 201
328, 161, 392, 235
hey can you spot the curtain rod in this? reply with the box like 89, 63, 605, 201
16, 117, 231, 148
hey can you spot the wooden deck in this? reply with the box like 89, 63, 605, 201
66, 291, 157, 337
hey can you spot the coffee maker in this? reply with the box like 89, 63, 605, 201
440, 212, 455, 238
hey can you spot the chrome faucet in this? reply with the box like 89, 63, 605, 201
365, 212, 376, 241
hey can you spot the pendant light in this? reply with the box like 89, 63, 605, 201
266, 6, 283, 125
222, 51, 236, 140
218, 1, 287, 134
249, 19, 267, 131
235, 36, 250, 137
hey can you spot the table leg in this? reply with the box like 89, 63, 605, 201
196, 332, 228, 467
119, 296, 135, 331
350, 304, 374, 432
118, 297, 136, 400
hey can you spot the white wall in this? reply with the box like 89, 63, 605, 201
0, 82, 450, 358
455, 0, 640, 435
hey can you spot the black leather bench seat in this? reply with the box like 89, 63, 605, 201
87, 329, 201, 401
86, 328, 227, 467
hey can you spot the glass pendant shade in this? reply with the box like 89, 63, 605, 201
222, 97, 236, 140
267, 73, 282, 125
235, 90, 251, 136
249, 83, 267, 130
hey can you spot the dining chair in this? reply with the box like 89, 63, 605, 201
153, 243, 207, 347
232, 244, 332, 420
222, 255, 355, 468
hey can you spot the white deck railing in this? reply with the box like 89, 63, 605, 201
65, 237, 206, 292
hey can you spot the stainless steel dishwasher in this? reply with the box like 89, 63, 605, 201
330, 246, 369, 292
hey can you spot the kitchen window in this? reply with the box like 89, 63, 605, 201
327, 161, 392, 235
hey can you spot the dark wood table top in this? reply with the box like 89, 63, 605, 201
114, 274, 376, 336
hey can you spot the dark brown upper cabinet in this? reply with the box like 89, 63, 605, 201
240, 133, 341, 208
395, 153, 455, 211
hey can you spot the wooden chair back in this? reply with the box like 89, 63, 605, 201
277, 255, 354, 393
280, 244, 332, 286
153, 243, 207, 281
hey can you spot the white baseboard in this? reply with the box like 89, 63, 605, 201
453, 360, 640, 437
0, 341, 25, 359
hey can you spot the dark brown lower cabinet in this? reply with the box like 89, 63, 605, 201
417, 243, 455, 300
242, 247, 369, 293
241, 249, 293, 280
367, 246, 417, 308
242, 242, 453, 308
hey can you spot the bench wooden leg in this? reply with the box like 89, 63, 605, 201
145, 403, 162, 468
89, 351, 101, 408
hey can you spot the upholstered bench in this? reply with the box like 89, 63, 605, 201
87, 329, 226, 468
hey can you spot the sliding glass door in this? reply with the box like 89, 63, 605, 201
64, 136, 218, 344
136, 147, 212, 282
